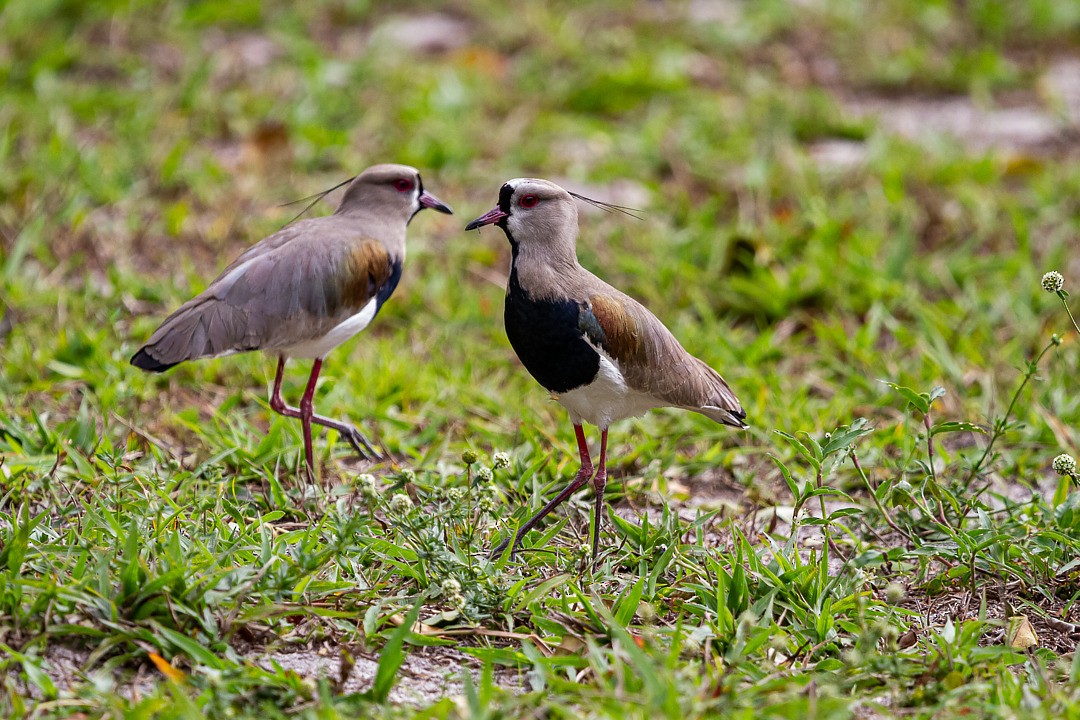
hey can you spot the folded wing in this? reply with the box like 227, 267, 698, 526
131, 236, 396, 371
578, 292, 747, 428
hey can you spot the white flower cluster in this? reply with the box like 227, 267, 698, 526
441, 577, 465, 608
1042, 271, 1064, 293
356, 473, 378, 500
1053, 453, 1077, 477
388, 493, 413, 514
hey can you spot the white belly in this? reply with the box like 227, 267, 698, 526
556, 354, 660, 428
278, 299, 378, 359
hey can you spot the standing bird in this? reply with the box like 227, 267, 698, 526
466, 178, 746, 560
131, 164, 452, 471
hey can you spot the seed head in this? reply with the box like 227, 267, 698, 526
737, 610, 757, 637
440, 578, 465, 608
492, 451, 511, 470
461, 449, 479, 465
1042, 271, 1064, 293
885, 582, 905, 605
877, 622, 900, 644
388, 493, 413, 514
768, 634, 788, 652
681, 635, 702, 655
355, 473, 378, 500
1053, 454, 1077, 477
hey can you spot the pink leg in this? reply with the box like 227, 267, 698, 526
297, 358, 323, 470
269, 357, 322, 469
491, 424, 595, 558
269, 357, 380, 469
590, 428, 609, 562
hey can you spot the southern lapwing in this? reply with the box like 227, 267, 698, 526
465, 178, 746, 561
131, 164, 452, 472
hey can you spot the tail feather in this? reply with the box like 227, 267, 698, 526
130, 300, 251, 373
688, 356, 747, 428
130, 347, 179, 373
698, 404, 749, 429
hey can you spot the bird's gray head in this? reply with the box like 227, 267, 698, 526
464, 178, 579, 256
336, 163, 452, 224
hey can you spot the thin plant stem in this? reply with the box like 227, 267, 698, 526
966, 340, 1057, 484
924, 411, 937, 486
963, 290, 1073, 511
921, 408, 950, 526
1059, 292, 1080, 335
816, 462, 847, 562
850, 449, 916, 545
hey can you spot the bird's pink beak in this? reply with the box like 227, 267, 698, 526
419, 191, 453, 214
465, 206, 509, 231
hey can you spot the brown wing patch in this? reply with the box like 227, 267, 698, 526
342, 240, 392, 310
588, 294, 646, 366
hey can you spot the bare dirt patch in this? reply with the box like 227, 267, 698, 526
811, 55, 1080, 166
34, 642, 521, 706
259, 644, 521, 704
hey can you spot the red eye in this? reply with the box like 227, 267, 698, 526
519, 194, 538, 208
394, 179, 414, 192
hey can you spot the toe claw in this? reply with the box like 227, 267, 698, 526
344, 428, 382, 462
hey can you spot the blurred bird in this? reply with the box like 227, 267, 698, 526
131, 164, 452, 471
466, 178, 746, 560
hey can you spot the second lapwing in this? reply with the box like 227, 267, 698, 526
466, 178, 746, 561
132, 163, 452, 472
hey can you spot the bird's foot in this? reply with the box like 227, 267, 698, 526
340, 425, 383, 462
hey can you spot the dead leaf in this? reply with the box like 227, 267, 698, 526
557, 634, 586, 655
384, 611, 441, 635
148, 652, 187, 683
1002, 154, 1044, 177
452, 47, 508, 78
897, 627, 918, 649
1007, 615, 1038, 650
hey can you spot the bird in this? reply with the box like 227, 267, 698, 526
465, 178, 746, 561
131, 163, 452, 472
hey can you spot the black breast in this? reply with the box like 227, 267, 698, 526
504, 267, 600, 394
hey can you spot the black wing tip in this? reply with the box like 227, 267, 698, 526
130, 348, 177, 373
720, 406, 749, 429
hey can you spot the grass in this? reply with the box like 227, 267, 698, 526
2, 0, 1080, 717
